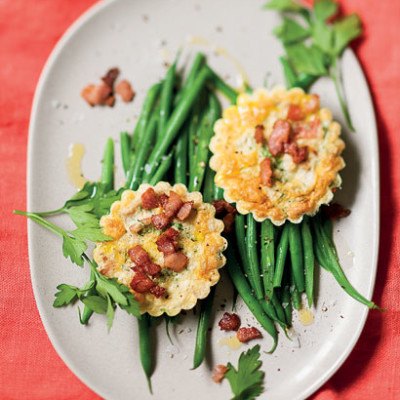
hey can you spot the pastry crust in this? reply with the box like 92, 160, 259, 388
209, 87, 345, 225
93, 182, 227, 316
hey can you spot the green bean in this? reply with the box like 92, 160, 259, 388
100, 138, 114, 192
202, 168, 215, 203
165, 315, 179, 345
188, 98, 202, 179
288, 222, 305, 293
189, 92, 220, 192
159, 59, 178, 141
127, 83, 161, 190
281, 285, 292, 326
149, 153, 173, 185
301, 217, 314, 307
225, 245, 277, 352
183, 53, 205, 93
321, 212, 338, 258
174, 128, 188, 185
204, 65, 239, 104
138, 314, 153, 393
120, 132, 131, 178
246, 215, 264, 300
261, 219, 275, 302
131, 82, 162, 151
273, 224, 290, 288
271, 293, 287, 327
143, 66, 211, 180
193, 287, 215, 369
311, 217, 381, 310
214, 185, 224, 201
290, 269, 301, 310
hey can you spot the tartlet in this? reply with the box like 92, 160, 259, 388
93, 182, 227, 316
209, 87, 345, 225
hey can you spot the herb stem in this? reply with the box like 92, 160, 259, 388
13, 210, 65, 238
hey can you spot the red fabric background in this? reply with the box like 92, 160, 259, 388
0, 1, 399, 399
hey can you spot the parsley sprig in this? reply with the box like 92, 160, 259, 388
225, 345, 265, 400
265, 0, 363, 131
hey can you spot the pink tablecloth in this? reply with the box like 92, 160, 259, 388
0, 0, 399, 399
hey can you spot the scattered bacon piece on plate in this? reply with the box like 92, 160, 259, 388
177, 201, 194, 221
81, 83, 112, 107
142, 188, 160, 209
222, 213, 235, 234
218, 312, 241, 331
101, 67, 120, 88
287, 104, 304, 121
211, 199, 237, 216
260, 157, 273, 187
116, 80, 135, 102
212, 365, 229, 383
323, 203, 351, 220
130, 271, 155, 293
268, 119, 291, 156
254, 124, 265, 144
164, 251, 188, 272
237, 327, 262, 343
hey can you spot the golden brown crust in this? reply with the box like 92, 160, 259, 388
209, 87, 345, 224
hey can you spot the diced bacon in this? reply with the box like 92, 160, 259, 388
151, 213, 170, 230
81, 83, 112, 106
254, 124, 265, 144
142, 188, 160, 209
141, 262, 161, 277
164, 191, 184, 218
115, 80, 135, 102
260, 157, 273, 187
293, 119, 320, 139
303, 94, 320, 113
177, 201, 194, 221
105, 96, 115, 107
101, 67, 120, 88
222, 213, 235, 234
129, 222, 144, 234
323, 203, 351, 220
237, 327, 262, 343
287, 104, 304, 121
130, 271, 155, 293
284, 142, 308, 164
212, 365, 229, 383
149, 285, 166, 298
211, 200, 237, 216
268, 119, 291, 156
128, 245, 151, 266
218, 312, 241, 331
159, 194, 169, 207
164, 251, 188, 272
156, 227, 179, 255
139, 217, 153, 225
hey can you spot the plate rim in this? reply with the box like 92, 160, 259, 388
26, 0, 380, 399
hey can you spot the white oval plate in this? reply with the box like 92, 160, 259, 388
27, 0, 379, 399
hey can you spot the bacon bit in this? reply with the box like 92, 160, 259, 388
129, 222, 144, 234
323, 203, 351, 220
284, 142, 308, 164
260, 157, 273, 187
164, 251, 188, 272
101, 67, 120, 88
237, 327, 262, 343
116, 80, 135, 103
254, 124, 265, 144
268, 119, 291, 156
156, 227, 179, 255
128, 245, 151, 265
159, 193, 169, 207
212, 365, 229, 383
164, 191, 184, 218
149, 285, 166, 298
211, 200, 237, 216
141, 262, 161, 277
303, 94, 320, 113
81, 83, 112, 106
222, 213, 235, 234
177, 201, 194, 221
151, 213, 170, 230
105, 96, 116, 107
218, 312, 241, 331
130, 271, 155, 293
142, 188, 160, 209
293, 118, 321, 139
139, 217, 153, 225
287, 104, 304, 121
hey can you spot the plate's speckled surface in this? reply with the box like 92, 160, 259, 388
27, 0, 379, 399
